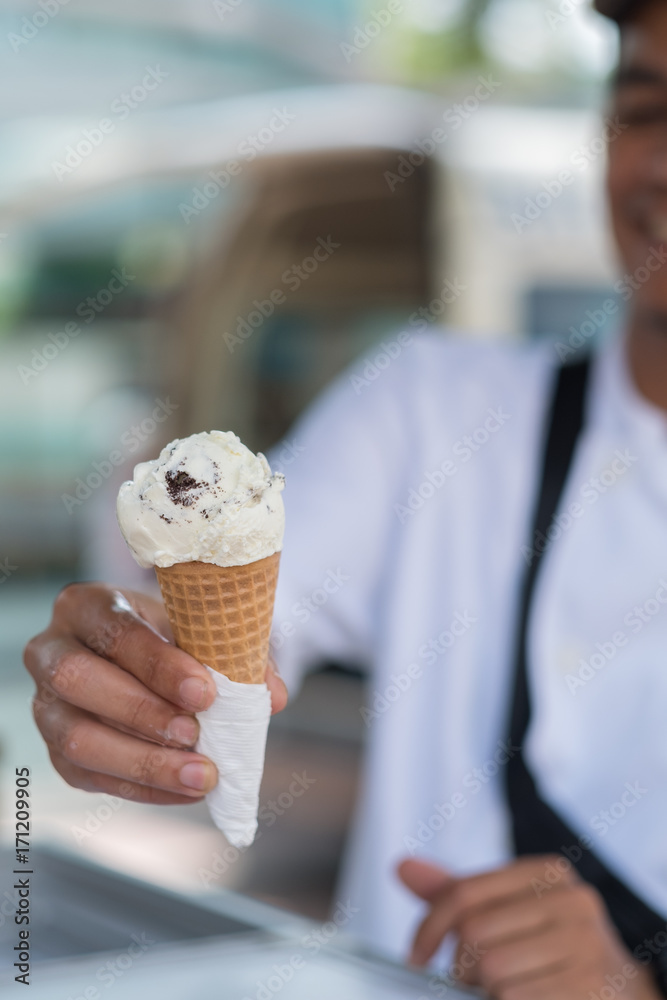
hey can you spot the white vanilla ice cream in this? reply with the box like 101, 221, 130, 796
116, 430, 285, 569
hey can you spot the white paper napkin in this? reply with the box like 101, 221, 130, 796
195, 667, 272, 847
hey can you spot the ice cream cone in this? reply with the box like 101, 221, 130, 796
156, 552, 280, 684
117, 431, 284, 845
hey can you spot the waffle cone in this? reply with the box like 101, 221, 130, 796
156, 552, 280, 684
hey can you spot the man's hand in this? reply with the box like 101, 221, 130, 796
24, 583, 288, 805
398, 857, 661, 1000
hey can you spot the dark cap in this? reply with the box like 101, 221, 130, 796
594, 0, 650, 23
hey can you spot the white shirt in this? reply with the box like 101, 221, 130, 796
270, 330, 667, 962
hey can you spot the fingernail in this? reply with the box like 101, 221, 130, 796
166, 716, 198, 746
179, 678, 209, 711
179, 761, 214, 792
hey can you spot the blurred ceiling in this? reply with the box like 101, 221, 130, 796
0, 0, 360, 121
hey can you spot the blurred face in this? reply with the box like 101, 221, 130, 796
608, 1, 667, 316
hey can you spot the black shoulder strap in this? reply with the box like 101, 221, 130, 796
507, 359, 590, 785
505, 358, 667, 993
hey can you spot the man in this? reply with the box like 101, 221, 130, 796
24, 1, 667, 997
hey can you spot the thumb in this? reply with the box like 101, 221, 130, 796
266, 656, 288, 715
397, 858, 455, 902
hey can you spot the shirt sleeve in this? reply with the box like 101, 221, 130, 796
268, 353, 409, 695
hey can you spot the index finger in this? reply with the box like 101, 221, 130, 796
448, 856, 579, 917
57, 584, 215, 713
409, 856, 577, 967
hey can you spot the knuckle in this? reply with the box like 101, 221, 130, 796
129, 747, 168, 785
33, 676, 59, 709
478, 948, 502, 984
451, 881, 473, 913
545, 852, 570, 874
31, 695, 47, 728
458, 917, 483, 946
23, 634, 44, 672
127, 694, 157, 733
50, 649, 89, 697
573, 883, 604, 919
548, 853, 574, 883
48, 749, 78, 786
32, 694, 60, 733
87, 597, 143, 661
142, 654, 161, 690
67, 588, 133, 659
87, 619, 126, 660
51, 752, 91, 792
53, 581, 82, 617
60, 719, 91, 764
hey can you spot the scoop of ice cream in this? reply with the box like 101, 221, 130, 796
116, 430, 285, 569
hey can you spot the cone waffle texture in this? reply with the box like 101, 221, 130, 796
156, 552, 280, 684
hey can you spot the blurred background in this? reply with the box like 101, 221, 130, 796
1, 0, 623, 925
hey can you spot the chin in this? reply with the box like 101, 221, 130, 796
645, 308, 667, 334
632, 297, 667, 336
